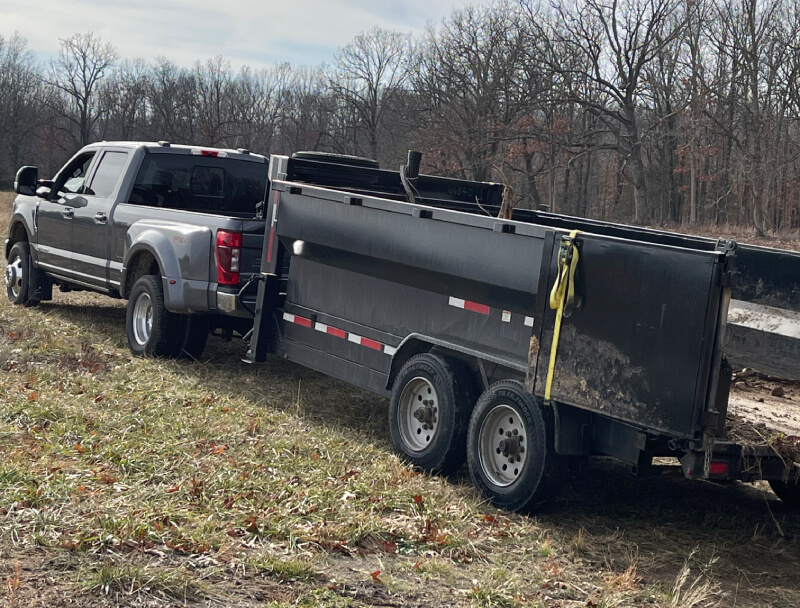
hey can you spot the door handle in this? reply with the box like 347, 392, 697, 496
95, 212, 108, 224
62, 208, 74, 219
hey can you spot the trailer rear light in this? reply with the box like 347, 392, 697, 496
216, 230, 242, 285
709, 462, 729, 476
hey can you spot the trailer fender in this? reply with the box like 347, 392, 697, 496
386, 333, 526, 391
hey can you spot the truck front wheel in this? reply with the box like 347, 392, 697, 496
389, 354, 475, 475
126, 275, 182, 357
467, 381, 564, 512
5, 241, 41, 307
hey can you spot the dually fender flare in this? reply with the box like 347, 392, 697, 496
122, 230, 182, 295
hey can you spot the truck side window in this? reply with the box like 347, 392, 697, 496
85, 151, 128, 197
55, 153, 96, 195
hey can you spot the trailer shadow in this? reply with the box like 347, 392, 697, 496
40, 297, 800, 602
545, 461, 800, 603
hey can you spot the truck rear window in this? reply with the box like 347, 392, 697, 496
129, 154, 268, 216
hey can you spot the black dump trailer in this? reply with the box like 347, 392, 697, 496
245, 153, 799, 512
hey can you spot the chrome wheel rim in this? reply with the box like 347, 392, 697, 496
5, 256, 23, 299
132, 292, 153, 346
478, 404, 527, 487
397, 377, 439, 453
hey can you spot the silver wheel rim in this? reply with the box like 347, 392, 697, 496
478, 404, 527, 487
5, 255, 23, 299
397, 377, 439, 453
132, 291, 153, 346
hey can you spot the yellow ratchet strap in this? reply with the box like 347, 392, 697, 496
545, 229, 581, 404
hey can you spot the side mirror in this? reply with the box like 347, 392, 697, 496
36, 179, 54, 199
14, 166, 38, 196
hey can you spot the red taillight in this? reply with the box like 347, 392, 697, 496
709, 462, 729, 476
216, 230, 242, 285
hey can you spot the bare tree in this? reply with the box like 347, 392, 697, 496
46, 32, 117, 146
413, 3, 533, 182
329, 27, 411, 160
550, 0, 686, 223
0, 33, 50, 181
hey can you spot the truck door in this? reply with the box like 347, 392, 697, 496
36, 151, 96, 280
71, 149, 130, 287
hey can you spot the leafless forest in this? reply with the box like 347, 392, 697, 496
2, 0, 800, 233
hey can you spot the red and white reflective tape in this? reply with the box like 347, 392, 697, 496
282, 312, 312, 328
449, 296, 534, 327
283, 312, 396, 356
314, 321, 346, 339
448, 296, 490, 315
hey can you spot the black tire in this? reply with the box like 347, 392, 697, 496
389, 354, 476, 475
126, 275, 183, 357
5, 241, 40, 307
769, 480, 800, 508
177, 314, 209, 360
291, 151, 379, 169
467, 381, 565, 512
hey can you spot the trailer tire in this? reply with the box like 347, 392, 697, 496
5, 241, 41, 307
126, 275, 182, 358
389, 354, 475, 475
769, 480, 800, 508
467, 381, 564, 512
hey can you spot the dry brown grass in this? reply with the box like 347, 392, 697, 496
1, 191, 800, 607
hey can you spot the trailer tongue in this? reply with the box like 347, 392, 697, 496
245, 152, 800, 512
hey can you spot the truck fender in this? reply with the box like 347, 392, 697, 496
123, 222, 212, 312
386, 332, 526, 390
5, 210, 36, 260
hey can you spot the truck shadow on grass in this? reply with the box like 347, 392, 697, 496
40, 299, 800, 603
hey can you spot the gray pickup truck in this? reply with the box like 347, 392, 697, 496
5, 141, 268, 359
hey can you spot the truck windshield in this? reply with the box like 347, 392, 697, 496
129, 154, 268, 216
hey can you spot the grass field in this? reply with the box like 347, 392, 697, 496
1, 189, 800, 607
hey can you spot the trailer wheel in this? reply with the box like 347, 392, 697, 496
5, 241, 41, 307
467, 381, 564, 512
389, 354, 475, 475
126, 275, 182, 357
769, 480, 800, 508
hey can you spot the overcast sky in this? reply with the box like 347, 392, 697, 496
0, 0, 476, 68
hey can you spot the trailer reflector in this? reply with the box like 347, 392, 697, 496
287, 314, 394, 355
524, 316, 534, 327
315, 322, 346, 339
283, 312, 312, 328
448, 296, 490, 315
361, 337, 383, 351
709, 462, 729, 476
